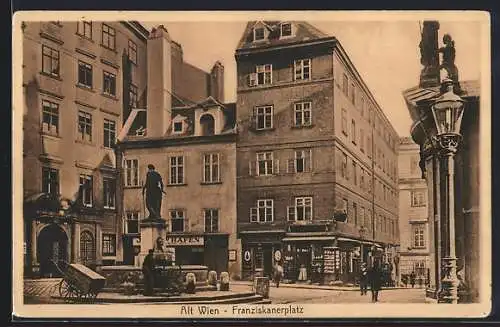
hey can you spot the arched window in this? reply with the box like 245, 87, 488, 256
80, 231, 95, 265
200, 114, 215, 136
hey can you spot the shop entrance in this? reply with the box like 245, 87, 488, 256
37, 224, 68, 277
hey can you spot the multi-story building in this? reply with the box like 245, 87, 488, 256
398, 137, 430, 286
235, 21, 399, 283
115, 26, 241, 277
22, 21, 149, 277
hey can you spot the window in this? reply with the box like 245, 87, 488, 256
350, 84, 356, 104
169, 156, 184, 185
360, 97, 365, 116
415, 260, 426, 276
360, 129, 365, 152
341, 108, 347, 135
101, 23, 116, 50
411, 191, 426, 207
79, 174, 93, 207
103, 119, 116, 148
80, 231, 95, 265
128, 40, 137, 65
78, 111, 92, 142
342, 198, 349, 221
41, 45, 60, 77
341, 152, 348, 179
77, 21, 92, 39
42, 167, 59, 195
257, 152, 274, 176
103, 71, 116, 96
129, 84, 138, 108
361, 207, 366, 227
353, 202, 358, 225
203, 153, 220, 183
253, 27, 265, 41
204, 209, 219, 233
360, 168, 365, 190
351, 119, 356, 144
256, 64, 272, 85
280, 22, 292, 37
293, 149, 312, 173
173, 122, 183, 133
42, 100, 59, 135
103, 177, 115, 209
254, 105, 273, 130
412, 224, 426, 248
352, 161, 357, 185
294, 102, 312, 127
288, 197, 313, 221
125, 211, 139, 234
170, 210, 185, 232
294, 59, 311, 81
124, 159, 139, 186
78, 61, 93, 88
367, 209, 372, 230
367, 136, 372, 158
102, 234, 116, 256
342, 74, 348, 95
250, 199, 274, 222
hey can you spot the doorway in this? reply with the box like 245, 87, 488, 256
37, 224, 68, 277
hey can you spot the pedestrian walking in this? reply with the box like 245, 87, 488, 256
369, 263, 383, 302
142, 249, 156, 296
273, 262, 284, 288
410, 271, 416, 288
359, 262, 368, 295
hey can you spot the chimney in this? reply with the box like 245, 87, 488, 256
146, 25, 172, 138
210, 61, 224, 103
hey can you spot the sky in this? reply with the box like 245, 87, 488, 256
141, 18, 483, 137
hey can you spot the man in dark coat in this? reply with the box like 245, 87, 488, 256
369, 263, 383, 302
359, 262, 368, 295
142, 249, 155, 296
142, 164, 164, 219
410, 271, 416, 288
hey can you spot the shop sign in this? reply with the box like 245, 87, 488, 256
244, 250, 251, 262
164, 235, 204, 246
274, 250, 282, 262
133, 237, 141, 246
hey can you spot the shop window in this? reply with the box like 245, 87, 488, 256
102, 234, 116, 256
80, 231, 95, 265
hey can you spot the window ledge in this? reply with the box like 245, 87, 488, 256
76, 33, 94, 43
124, 185, 142, 189
76, 84, 95, 92
291, 124, 315, 129
100, 44, 117, 53
200, 181, 223, 185
103, 207, 117, 212
39, 71, 62, 81
252, 127, 276, 133
41, 132, 61, 139
75, 139, 95, 146
101, 93, 118, 101
167, 183, 188, 187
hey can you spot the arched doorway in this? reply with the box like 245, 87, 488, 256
80, 231, 96, 269
37, 224, 68, 277
200, 114, 215, 136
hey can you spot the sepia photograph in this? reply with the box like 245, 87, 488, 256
12, 10, 491, 319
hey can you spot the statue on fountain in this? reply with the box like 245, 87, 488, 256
438, 34, 459, 84
142, 164, 165, 220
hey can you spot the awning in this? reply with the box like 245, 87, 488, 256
282, 236, 336, 242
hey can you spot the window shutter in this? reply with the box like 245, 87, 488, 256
287, 206, 296, 221
306, 149, 312, 172
248, 160, 255, 176
248, 73, 257, 87
287, 158, 295, 174
250, 207, 258, 222
274, 159, 280, 175
249, 112, 257, 131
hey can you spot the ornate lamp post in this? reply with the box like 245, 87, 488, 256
431, 78, 465, 304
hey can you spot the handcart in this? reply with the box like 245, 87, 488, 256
53, 260, 106, 303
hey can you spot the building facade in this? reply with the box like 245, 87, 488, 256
398, 137, 430, 286
235, 21, 399, 283
22, 21, 149, 277
116, 26, 241, 277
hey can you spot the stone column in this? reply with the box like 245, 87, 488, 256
138, 218, 166, 266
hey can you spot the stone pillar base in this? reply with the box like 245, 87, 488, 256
138, 218, 166, 266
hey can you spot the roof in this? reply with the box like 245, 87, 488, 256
236, 21, 331, 51
403, 79, 480, 108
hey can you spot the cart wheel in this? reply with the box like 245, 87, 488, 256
59, 280, 72, 298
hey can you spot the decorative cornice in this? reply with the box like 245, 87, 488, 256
75, 47, 97, 60
38, 88, 64, 100
99, 107, 120, 117
100, 58, 120, 70
75, 100, 97, 110
39, 32, 64, 45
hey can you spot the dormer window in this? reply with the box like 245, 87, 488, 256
280, 23, 292, 37
173, 122, 183, 133
253, 27, 265, 41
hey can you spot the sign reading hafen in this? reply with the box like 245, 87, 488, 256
164, 235, 204, 246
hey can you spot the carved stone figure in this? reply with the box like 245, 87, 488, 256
142, 164, 165, 220
418, 21, 441, 88
439, 34, 459, 83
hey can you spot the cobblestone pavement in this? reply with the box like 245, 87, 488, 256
229, 284, 426, 304
24, 278, 62, 297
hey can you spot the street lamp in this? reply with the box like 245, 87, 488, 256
431, 78, 465, 304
